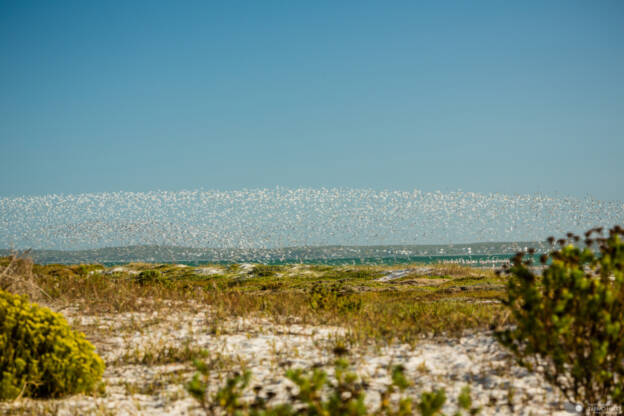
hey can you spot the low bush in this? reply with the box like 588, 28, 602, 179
0, 289, 105, 400
251, 265, 284, 277
71, 264, 104, 277
307, 282, 362, 313
496, 226, 624, 412
135, 269, 169, 285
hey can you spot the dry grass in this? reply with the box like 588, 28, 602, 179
0, 252, 50, 301
202, 289, 507, 344
115, 341, 209, 366
1, 259, 510, 346
2, 258, 554, 415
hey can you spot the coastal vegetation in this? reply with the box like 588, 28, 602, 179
497, 226, 624, 413
1, 226, 622, 414
0, 289, 104, 400
17, 260, 507, 344
186, 357, 481, 416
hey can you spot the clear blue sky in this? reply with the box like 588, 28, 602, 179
1, 1, 623, 200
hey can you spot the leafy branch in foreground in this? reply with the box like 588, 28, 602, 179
186, 355, 480, 415
496, 226, 624, 414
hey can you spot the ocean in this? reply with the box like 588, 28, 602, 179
1, 243, 547, 266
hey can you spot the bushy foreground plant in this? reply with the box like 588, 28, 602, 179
186, 355, 480, 415
0, 289, 105, 400
496, 226, 624, 412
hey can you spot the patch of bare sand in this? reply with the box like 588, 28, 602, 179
1, 304, 577, 416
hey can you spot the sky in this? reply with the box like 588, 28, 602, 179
1, 1, 623, 200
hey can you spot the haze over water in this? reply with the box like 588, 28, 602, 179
1, 188, 621, 255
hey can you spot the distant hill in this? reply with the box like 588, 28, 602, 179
0, 242, 550, 265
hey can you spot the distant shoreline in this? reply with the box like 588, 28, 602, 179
0, 242, 549, 265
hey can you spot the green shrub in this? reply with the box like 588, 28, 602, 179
0, 289, 105, 399
416, 389, 446, 416
496, 226, 624, 411
251, 264, 284, 277
135, 269, 168, 285
323, 268, 383, 280
71, 264, 104, 277
307, 282, 362, 313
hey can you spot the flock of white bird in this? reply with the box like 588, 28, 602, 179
0, 188, 622, 251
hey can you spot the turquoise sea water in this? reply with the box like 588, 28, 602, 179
94, 255, 525, 268
103, 254, 529, 267
2, 244, 546, 266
